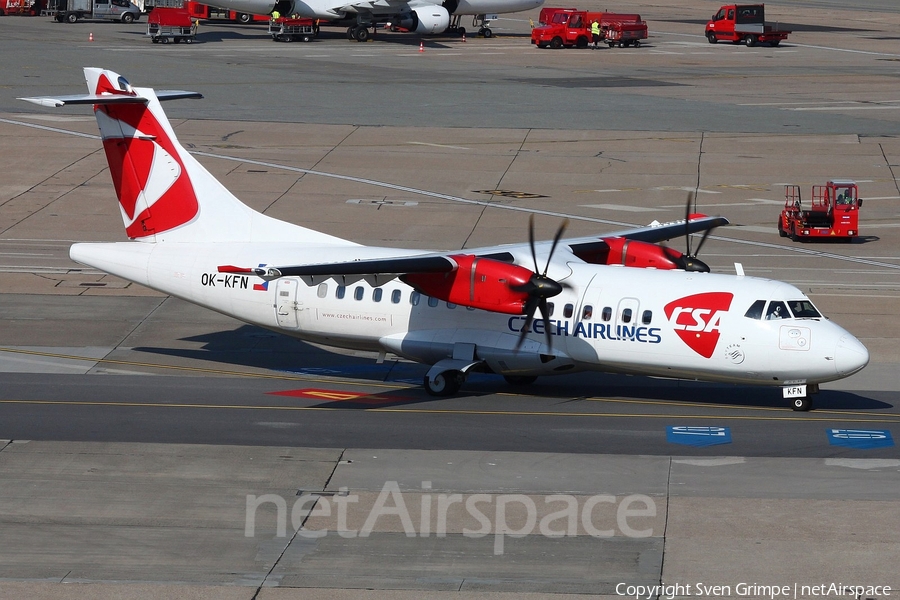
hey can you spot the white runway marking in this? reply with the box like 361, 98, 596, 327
406, 142, 470, 150
581, 204, 658, 212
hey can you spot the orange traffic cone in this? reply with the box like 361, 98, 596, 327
418, 40, 424, 52
462, 31, 466, 42
89, 32, 94, 41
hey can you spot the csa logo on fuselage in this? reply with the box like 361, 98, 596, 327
664, 292, 734, 358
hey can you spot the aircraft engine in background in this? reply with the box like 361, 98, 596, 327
395, 5, 450, 33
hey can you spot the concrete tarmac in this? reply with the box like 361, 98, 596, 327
1, 0, 899, 597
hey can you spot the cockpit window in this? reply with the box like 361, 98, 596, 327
788, 300, 821, 318
765, 301, 789, 320
744, 299, 766, 320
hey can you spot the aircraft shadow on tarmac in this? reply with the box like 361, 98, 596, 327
132, 324, 893, 412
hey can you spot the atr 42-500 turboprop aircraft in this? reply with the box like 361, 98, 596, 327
21, 68, 869, 411
210, 0, 540, 40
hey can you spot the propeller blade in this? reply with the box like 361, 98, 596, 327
515, 296, 540, 352
537, 297, 553, 352
528, 214, 539, 274
683, 191, 694, 257
543, 218, 569, 276
693, 227, 713, 257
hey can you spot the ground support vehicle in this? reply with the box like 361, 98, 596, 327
185, 1, 268, 22
531, 9, 646, 49
779, 180, 862, 242
1, 0, 42, 15
45, 0, 140, 21
705, 4, 790, 46
603, 14, 647, 47
148, 6, 196, 42
537, 6, 575, 25
268, 16, 315, 41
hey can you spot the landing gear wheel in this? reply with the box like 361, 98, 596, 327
424, 371, 463, 397
791, 396, 811, 411
354, 25, 369, 42
503, 375, 537, 386
481, 27, 492, 38
346, 26, 355, 39
458, 26, 465, 36
706, 31, 717, 44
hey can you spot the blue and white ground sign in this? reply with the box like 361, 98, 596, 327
827, 429, 894, 450
667, 426, 732, 447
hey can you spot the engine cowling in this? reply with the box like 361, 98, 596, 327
395, 5, 450, 34
401, 254, 534, 314
596, 238, 709, 271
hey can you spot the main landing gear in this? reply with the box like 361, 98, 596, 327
447, 14, 493, 38
423, 369, 540, 396
347, 23, 372, 42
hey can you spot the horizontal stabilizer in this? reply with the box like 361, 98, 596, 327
19, 90, 201, 108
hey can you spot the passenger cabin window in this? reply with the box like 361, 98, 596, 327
410, 291, 420, 306
428, 296, 439, 308
622, 308, 633, 324
354, 286, 364, 301
336, 285, 346, 300
744, 300, 766, 320
373, 288, 383, 302
317, 283, 328, 299
766, 301, 789, 320
641, 310, 652, 325
391, 290, 401, 304
788, 300, 821, 318
601, 307, 612, 322
563, 303, 574, 318
582, 305, 593, 320
447, 302, 456, 309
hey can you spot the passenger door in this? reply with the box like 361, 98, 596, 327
275, 278, 299, 329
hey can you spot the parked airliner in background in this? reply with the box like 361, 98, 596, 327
21, 68, 869, 411
207, 0, 542, 40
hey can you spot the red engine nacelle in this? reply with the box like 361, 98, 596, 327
402, 254, 534, 315
603, 237, 687, 269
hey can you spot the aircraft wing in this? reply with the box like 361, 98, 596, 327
219, 251, 515, 280
564, 215, 730, 256
219, 214, 727, 281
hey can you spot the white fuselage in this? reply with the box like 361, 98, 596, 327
207, 0, 542, 22
71, 240, 870, 387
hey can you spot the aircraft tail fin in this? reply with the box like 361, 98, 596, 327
20, 68, 353, 246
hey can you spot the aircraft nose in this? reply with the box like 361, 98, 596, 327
834, 334, 869, 377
